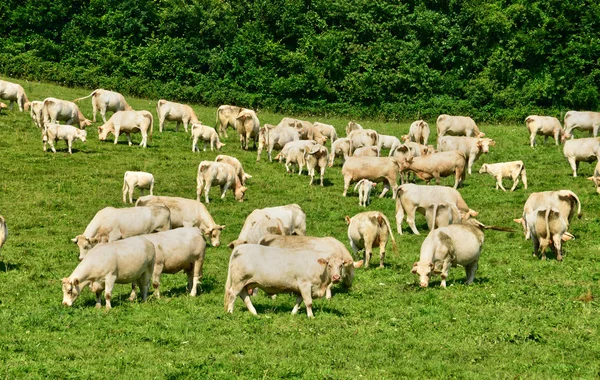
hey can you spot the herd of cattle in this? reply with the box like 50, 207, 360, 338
0, 78, 598, 317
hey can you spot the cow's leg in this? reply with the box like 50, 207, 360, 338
113, 125, 121, 144
554, 238, 563, 262
190, 258, 203, 296
67, 138, 73, 154
159, 116, 166, 133
465, 261, 478, 285
468, 156, 475, 175
149, 181, 154, 196
298, 283, 314, 318
568, 158, 578, 177
594, 124, 600, 137
363, 239, 373, 268
239, 135, 244, 149
497, 175, 507, 191
510, 174, 519, 192
530, 132, 536, 147
204, 183, 211, 204
49, 140, 56, 154
151, 263, 163, 299
196, 179, 204, 202
291, 295, 304, 315
378, 237, 386, 269
220, 183, 231, 199
320, 166, 325, 186
439, 258, 452, 288
245, 132, 252, 150
532, 237, 540, 259
405, 205, 419, 235
342, 176, 351, 196
325, 284, 333, 300
100, 108, 107, 124
183, 120, 189, 134
239, 288, 257, 315
175, 121, 181, 132
129, 184, 134, 204
203, 141, 207, 152
95, 289, 103, 308
224, 283, 241, 314
104, 274, 117, 310
544, 135, 548, 144
192, 135, 198, 152
140, 131, 147, 148
379, 181, 390, 198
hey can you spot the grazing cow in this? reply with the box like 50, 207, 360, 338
346, 121, 363, 135
378, 134, 402, 153
196, 161, 246, 203
294, 119, 327, 145
564, 111, 600, 138
408, 120, 430, 145
228, 204, 307, 248
479, 161, 528, 191
232, 216, 287, 247
191, 123, 224, 152
313, 122, 338, 142
587, 152, 600, 193
425, 203, 461, 231
285, 146, 308, 175
235, 109, 260, 150
215, 154, 252, 185
72, 205, 171, 259
437, 115, 484, 138
0, 215, 6, 253
525, 115, 565, 147
396, 139, 434, 157
29, 100, 44, 129
563, 137, 600, 177
347, 129, 379, 154
342, 156, 402, 198
514, 190, 581, 240
346, 211, 396, 268
256, 123, 299, 162
42, 123, 87, 154
74, 89, 133, 123
275, 139, 316, 163
395, 183, 479, 235
122, 171, 154, 203
354, 179, 377, 207
42, 97, 92, 129
216, 105, 242, 138
135, 195, 225, 246
328, 137, 352, 167
399, 150, 467, 188
62, 236, 156, 309
438, 136, 495, 174
304, 144, 329, 186
412, 223, 483, 288
258, 235, 363, 299
98, 110, 153, 148
224, 244, 351, 317
139, 228, 207, 297
352, 146, 379, 157
524, 207, 570, 261
0, 80, 31, 111
156, 99, 199, 133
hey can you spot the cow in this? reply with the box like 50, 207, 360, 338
352, 146, 379, 157
191, 123, 225, 152
390, 145, 414, 183
304, 144, 329, 186
42, 97, 92, 129
328, 137, 352, 167
72, 205, 171, 260
378, 134, 402, 153
224, 244, 351, 318
438, 136, 495, 174
216, 105, 242, 138
285, 146, 308, 175
62, 236, 156, 309
395, 139, 434, 157
563, 137, 600, 177
395, 183, 479, 235
399, 150, 467, 189
294, 119, 328, 145
347, 128, 379, 154
564, 111, 600, 139
425, 203, 462, 231
42, 123, 87, 154
524, 207, 571, 261
256, 123, 299, 162
346, 211, 396, 268
230, 216, 287, 247
74, 89, 133, 123
313, 122, 338, 142
479, 161, 528, 191
135, 195, 225, 246
0, 215, 6, 254
235, 108, 260, 150
122, 171, 154, 203
257, 235, 363, 299
341, 156, 402, 198
514, 190, 581, 240
354, 179, 377, 207
138, 227, 207, 297
346, 121, 363, 135
215, 154, 252, 185
0, 80, 31, 112
411, 222, 484, 288
587, 152, 600, 193
98, 110, 153, 148
408, 120, 430, 145
29, 100, 44, 129
275, 139, 316, 163
436, 115, 484, 138
525, 115, 566, 147
196, 161, 246, 203
156, 99, 199, 133
228, 204, 306, 249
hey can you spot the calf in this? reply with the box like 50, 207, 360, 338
564, 111, 600, 138
347, 128, 378, 154
438, 136, 495, 174
285, 146, 307, 175
42, 97, 91, 129
412, 223, 483, 288
346, 211, 396, 268
215, 154, 252, 185
525, 115, 565, 147
0, 80, 31, 111
191, 123, 225, 152
122, 171, 154, 203
354, 179, 377, 207
72, 205, 171, 259
408, 120, 430, 145
216, 105, 242, 138
525, 207, 570, 261
275, 139, 316, 163
563, 137, 600, 177
256, 123, 299, 162
74, 89, 133, 123
42, 123, 87, 154
353, 146, 379, 157
399, 150, 467, 189
136, 195, 225, 246
224, 244, 351, 317
479, 161, 527, 191
98, 110, 153, 148
304, 144, 329, 186
328, 137, 351, 167
62, 236, 155, 309
235, 108, 260, 150
436, 114, 484, 138
425, 203, 461, 231
156, 99, 199, 133
29, 100, 44, 129
196, 161, 246, 203
342, 156, 401, 198
377, 134, 401, 153
313, 122, 338, 142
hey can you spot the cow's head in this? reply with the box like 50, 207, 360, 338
76, 129, 87, 143
234, 186, 247, 202
24, 101, 31, 111
80, 119, 92, 129
97, 124, 113, 141
411, 261, 434, 288
201, 224, 225, 247
62, 277, 82, 306
318, 256, 351, 284
477, 138, 495, 153
479, 164, 488, 174
399, 156, 414, 171
401, 134, 410, 143
71, 235, 99, 260
340, 259, 364, 288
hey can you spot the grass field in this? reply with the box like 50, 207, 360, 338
1, 77, 600, 379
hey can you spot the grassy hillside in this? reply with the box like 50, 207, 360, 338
1, 78, 600, 378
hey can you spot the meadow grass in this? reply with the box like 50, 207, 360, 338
1, 78, 600, 379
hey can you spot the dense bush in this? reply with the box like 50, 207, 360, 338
1, 0, 599, 122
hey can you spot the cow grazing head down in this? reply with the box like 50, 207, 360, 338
71, 235, 100, 260
62, 277, 82, 306
97, 124, 113, 141
76, 129, 88, 143
234, 186, 247, 202
201, 224, 226, 247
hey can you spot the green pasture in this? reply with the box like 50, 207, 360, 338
1, 78, 600, 379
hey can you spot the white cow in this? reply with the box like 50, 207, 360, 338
42, 123, 87, 154
294, 119, 328, 145
236, 109, 260, 150
424, 203, 462, 231
0, 80, 31, 111
564, 111, 600, 138
347, 129, 379, 154
436, 115, 484, 138
345, 121, 363, 135
563, 137, 600, 176
275, 139, 316, 163
408, 120, 430, 145
525, 115, 565, 147
304, 144, 329, 186
98, 110, 153, 148
313, 122, 338, 142
122, 171, 154, 203
74, 89, 133, 123
354, 179, 377, 207
29, 100, 44, 129
346, 211, 396, 268
191, 123, 225, 152
378, 134, 401, 153
353, 146, 379, 157
399, 151, 467, 188
342, 156, 402, 198
215, 154, 252, 185
479, 161, 528, 191
216, 105, 242, 138
42, 97, 92, 129
438, 136, 495, 174
256, 123, 299, 162
328, 137, 351, 167
196, 161, 246, 203
524, 207, 570, 261
156, 99, 199, 133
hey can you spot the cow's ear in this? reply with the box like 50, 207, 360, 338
411, 262, 418, 274
218, 224, 226, 230
513, 218, 523, 224
345, 216, 351, 225
317, 258, 328, 265
71, 237, 78, 243
354, 260, 364, 268
587, 176, 595, 181
89, 237, 99, 245
72, 278, 79, 286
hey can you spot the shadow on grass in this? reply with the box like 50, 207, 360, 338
0, 260, 20, 272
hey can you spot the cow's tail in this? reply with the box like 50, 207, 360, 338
156, 99, 164, 122
559, 190, 582, 219
381, 213, 397, 254
73, 90, 97, 103
224, 263, 232, 312
520, 163, 528, 189
122, 172, 129, 194
540, 208, 553, 250
145, 111, 154, 142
